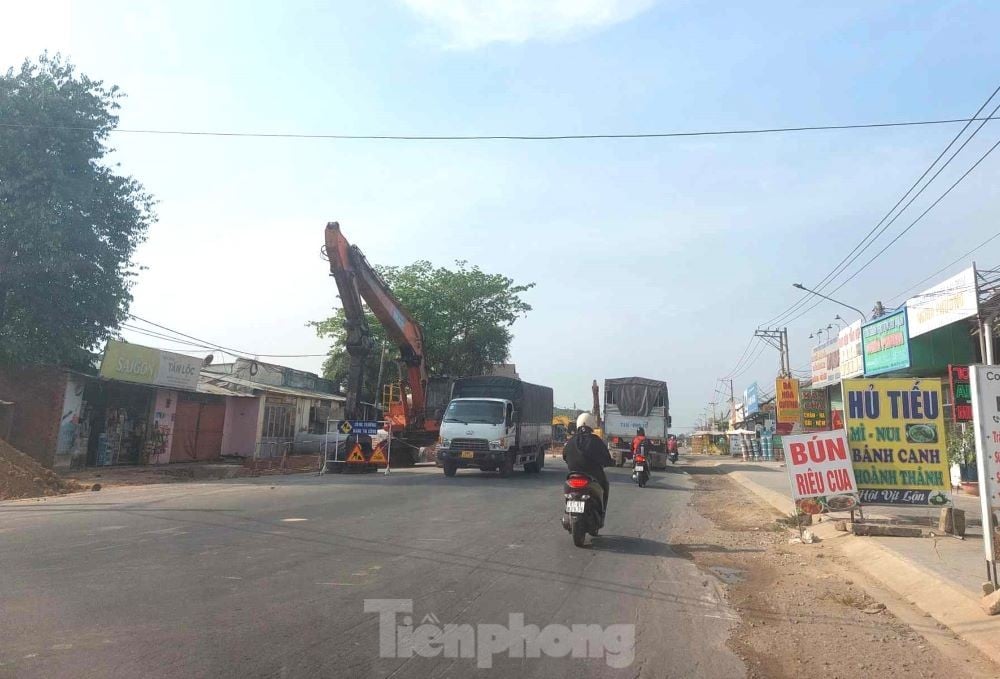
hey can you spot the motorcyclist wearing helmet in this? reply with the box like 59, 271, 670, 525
563, 413, 614, 514
630, 427, 647, 461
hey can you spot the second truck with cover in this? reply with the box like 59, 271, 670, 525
603, 377, 672, 469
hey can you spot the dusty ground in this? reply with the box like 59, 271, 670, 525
0, 440, 81, 500
677, 468, 998, 679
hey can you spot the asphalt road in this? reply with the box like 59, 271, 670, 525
1, 459, 744, 678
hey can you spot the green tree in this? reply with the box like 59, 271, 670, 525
0, 54, 156, 367
310, 260, 533, 402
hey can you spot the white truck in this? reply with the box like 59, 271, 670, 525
437, 376, 553, 478
603, 377, 672, 469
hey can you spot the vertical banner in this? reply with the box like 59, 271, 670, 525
949, 365, 972, 422
843, 378, 950, 506
800, 389, 829, 431
970, 366, 1000, 573
775, 378, 801, 435
745, 382, 760, 415
782, 430, 859, 515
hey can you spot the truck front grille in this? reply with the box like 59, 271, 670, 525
452, 438, 490, 452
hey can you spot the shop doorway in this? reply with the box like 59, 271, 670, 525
171, 393, 225, 462
84, 381, 155, 466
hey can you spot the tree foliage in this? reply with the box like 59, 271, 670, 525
311, 260, 533, 402
0, 54, 156, 367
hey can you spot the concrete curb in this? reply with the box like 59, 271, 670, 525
722, 468, 1000, 667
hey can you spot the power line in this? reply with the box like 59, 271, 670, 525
759, 85, 1000, 329
720, 336, 757, 379
782, 135, 1000, 326
729, 341, 768, 382
125, 314, 329, 358
883, 230, 1000, 306
2, 116, 999, 142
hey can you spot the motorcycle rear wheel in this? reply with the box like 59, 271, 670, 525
571, 517, 587, 547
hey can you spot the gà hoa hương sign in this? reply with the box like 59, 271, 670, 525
775, 377, 800, 435
842, 378, 949, 506
100, 340, 202, 391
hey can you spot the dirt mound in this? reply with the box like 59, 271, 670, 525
0, 439, 81, 500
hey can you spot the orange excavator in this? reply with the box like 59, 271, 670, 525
323, 221, 447, 465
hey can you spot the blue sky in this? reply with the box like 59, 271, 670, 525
4, 1, 1000, 429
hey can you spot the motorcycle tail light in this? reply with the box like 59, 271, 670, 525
635, 455, 646, 463
567, 476, 590, 489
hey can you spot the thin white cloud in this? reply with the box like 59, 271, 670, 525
401, 0, 656, 49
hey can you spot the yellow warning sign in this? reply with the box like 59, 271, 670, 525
346, 445, 366, 463
369, 447, 387, 465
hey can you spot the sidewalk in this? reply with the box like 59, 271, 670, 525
686, 454, 1000, 666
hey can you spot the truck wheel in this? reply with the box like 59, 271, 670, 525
498, 453, 514, 478
443, 461, 457, 477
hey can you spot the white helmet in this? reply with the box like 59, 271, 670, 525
576, 412, 598, 430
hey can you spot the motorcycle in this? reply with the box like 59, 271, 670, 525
561, 472, 605, 547
669, 449, 679, 464
632, 454, 650, 487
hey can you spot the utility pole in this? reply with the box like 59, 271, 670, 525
754, 328, 790, 377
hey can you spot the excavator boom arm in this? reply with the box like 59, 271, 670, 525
325, 222, 429, 421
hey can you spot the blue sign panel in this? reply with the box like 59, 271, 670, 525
336, 420, 381, 436
745, 382, 760, 415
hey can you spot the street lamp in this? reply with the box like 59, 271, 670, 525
792, 283, 868, 322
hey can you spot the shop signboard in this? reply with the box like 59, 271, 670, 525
906, 267, 978, 338
810, 342, 828, 386
948, 365, 972, 422
745, 382, 760, 415
775, 377, 800, 435
862, 310, 911, 376
782, 429, 859, 515
810, 338, 840, 388
100, 340, 202, 391
969, 366, 1000, 574
800, 389, 829, 431
843, 378, 949, 506
838, 320, 863, 379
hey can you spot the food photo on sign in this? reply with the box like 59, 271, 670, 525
781, 429, 860, 516
843, 378, 951, 506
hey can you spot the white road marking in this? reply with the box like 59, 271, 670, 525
281, 518, 308, 522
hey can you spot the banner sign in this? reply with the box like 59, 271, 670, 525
906, 267, 978, 338
949, 365, 972, 422
100, 340, 202, 391
775, 378, 801, 434
838, 320, 864, 379
782, 429, 859, 515
862, 310, 911, 376
800, 389, 829, 431
843, 378, 950, 505
745, 382, 760, 415
970, 366, 1000, 565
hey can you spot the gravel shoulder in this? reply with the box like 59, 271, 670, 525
676, 467, 999, 679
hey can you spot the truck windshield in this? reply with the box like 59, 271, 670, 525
443, 400, 505, 424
